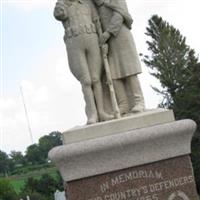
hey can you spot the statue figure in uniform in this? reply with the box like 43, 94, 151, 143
92, 0, 145, 115
54, 0, 113, 124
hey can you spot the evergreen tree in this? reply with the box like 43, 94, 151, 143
144, 15, 200, 120
143, 14, 200, 192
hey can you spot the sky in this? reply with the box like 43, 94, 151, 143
0, 0, 200, 153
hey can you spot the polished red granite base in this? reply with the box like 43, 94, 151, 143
66, 156, 198, 200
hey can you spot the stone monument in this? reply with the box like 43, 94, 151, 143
49, 0, 199, 199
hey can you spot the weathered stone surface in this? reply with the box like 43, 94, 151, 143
67, 156, 198, 200
62, 109, 174, 144
49, 118, 198, 199
54, 0, 145, 123
49, 119, 195, 182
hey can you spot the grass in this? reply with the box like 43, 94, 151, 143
2, 166, 58, 194
10, 178, 26, 194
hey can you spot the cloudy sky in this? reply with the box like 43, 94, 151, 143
1, 0, 200, 153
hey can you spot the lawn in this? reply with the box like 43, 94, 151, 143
10, 178, 26, 194
7, 167, 58, 194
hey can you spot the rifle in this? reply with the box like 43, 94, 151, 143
101, 44, 121, 119
95, 19, 121, 119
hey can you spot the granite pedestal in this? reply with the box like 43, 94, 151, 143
49, 109, 198, 200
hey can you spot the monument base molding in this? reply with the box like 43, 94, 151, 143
49, 111, 198, 199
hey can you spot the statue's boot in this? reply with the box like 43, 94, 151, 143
127, 75, 145, 113
87, 116, 98, 125
131, 103, 145, 113
113, 79, 129, 115
82, 85, 99, 125
93, 81, 114, 122
99, 111, 114, 122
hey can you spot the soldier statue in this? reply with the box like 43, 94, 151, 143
54, 0, 113, 124
54, 0, 145, 124
92, 0, 145, 115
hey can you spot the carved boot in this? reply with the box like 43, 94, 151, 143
113, 79, 129, 115
82, 85, 99, 125
93, 81, 114, 122
127, 75, 145, 113
99, 111, 114, 122
87, 114, 98, 125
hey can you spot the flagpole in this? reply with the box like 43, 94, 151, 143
20, 85, 34, 144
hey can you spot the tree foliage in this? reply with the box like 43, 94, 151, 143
39, 131, 62, 161
25, 131, 62, 164
23, 177, 39, 193
192, 136, 200, 193
9, 151, 25, 166
20, 173, 63, 200
0, 151, 10, 176
0, 131, 63, 198
143, 15, 200, 127
37, 174, 58, 198
0, 131, 62, 169
144, 14, 200, 192
26, 144, 44, 164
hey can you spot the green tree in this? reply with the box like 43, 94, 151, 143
21, 174, 60, 200
49, 131, 62, 146
144, 15, 199, 117
37, 174, 57, 199
26, 144, 44, 164
0, 179, 17, 200
192, 136, 200, 193
55, 171, 64, 191
23, 177, 39, 193
10, 151, 25, 166
143, 14, 200, 191
0, 150, 9, 176
38, 131, 62, 161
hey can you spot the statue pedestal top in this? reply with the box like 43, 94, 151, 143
63, 109, 175, 144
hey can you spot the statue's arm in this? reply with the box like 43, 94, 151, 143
90, 1, 101, 30
90, 2, 105, 44
106, 11, 123, 37
54, 2, 68, 21
94, 18, 103, 37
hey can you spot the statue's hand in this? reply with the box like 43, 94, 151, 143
100, 32, 111, 45
102, 44, 108, 57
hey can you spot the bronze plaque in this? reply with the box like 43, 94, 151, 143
67, 156, 198, 200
